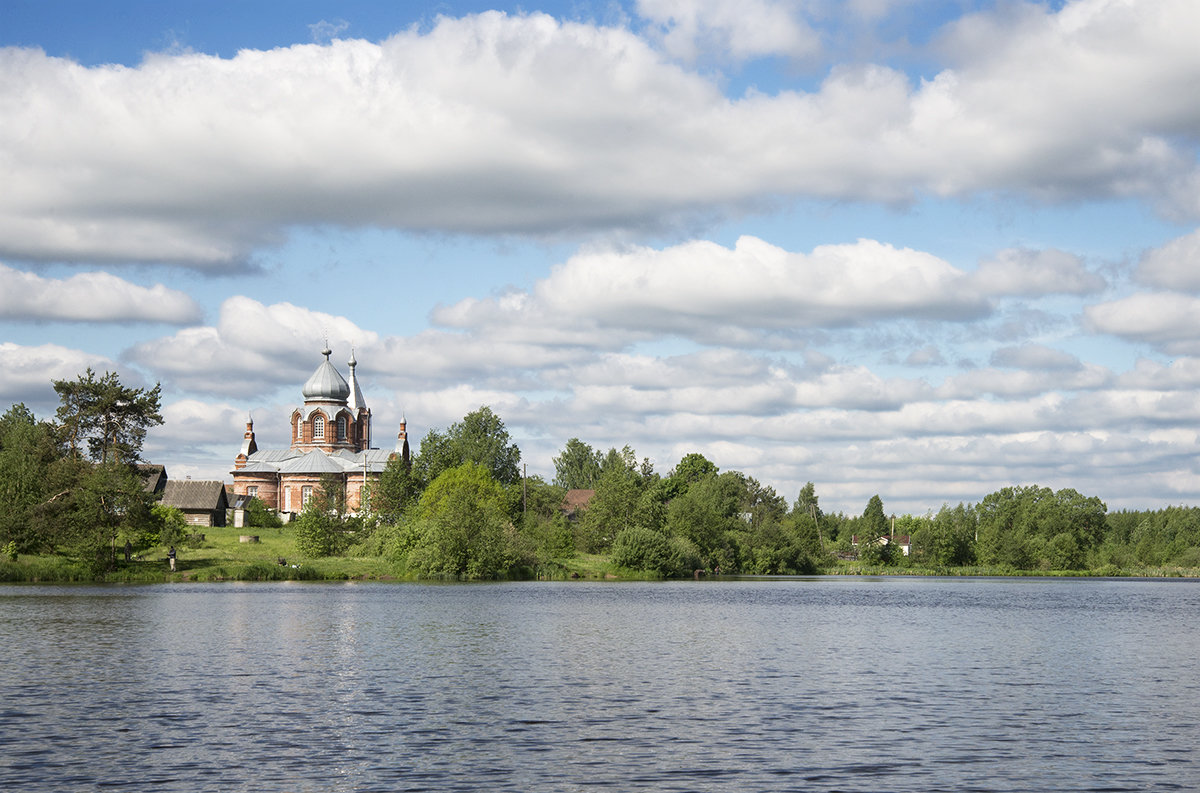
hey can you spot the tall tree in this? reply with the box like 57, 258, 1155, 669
579, 446, 644, 553
0, 404, 59, 552
857, 494, 895, 565
794, 481, 822, 520
552, 437, 602, 490
53, 368, 163, 464
669, 452, 718, 487
414, 406, 521, 487
665, 471, 744, 569
374, 453, 421, 522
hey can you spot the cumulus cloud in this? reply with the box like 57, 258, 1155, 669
126, 297, 378, 395
0, 342, 118, 410
636, 0, 820, 62
2, 3, 1199, 267
971, 248, 1106, 297
436, 236, 989, 347
1083, 292, 1200, 355
0, 263, 202, 323
1136, 228, 1200, 290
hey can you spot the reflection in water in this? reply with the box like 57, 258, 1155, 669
2, 578, 1199, 791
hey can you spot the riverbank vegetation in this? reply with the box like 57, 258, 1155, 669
3, 375, 1200, 582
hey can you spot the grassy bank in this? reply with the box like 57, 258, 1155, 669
0, 528, 644, 583
4, 528, 1199, 583
824, 561, 1200, 578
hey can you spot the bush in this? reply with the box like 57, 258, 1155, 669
294, 508, 354, 557
405, 462, 510, 579
244, 497, 283, 529
611, 526, 673, 574
152, 504, 189, 549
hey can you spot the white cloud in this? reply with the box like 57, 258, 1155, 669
126, 297, 378, 395
0, 263, 202, 323
0, 342, 118, 410
1136, 228, 1200, 290
1083, 292, 1200, 355
971, 248, 1106, 297
436, 236, 989, 346
2, 4, 1199, 266
309, 19, 350, 43
636, 0, 820, 62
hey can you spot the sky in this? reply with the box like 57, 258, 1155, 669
3, 0, 1200, 516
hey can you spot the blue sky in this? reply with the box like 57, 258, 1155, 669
3, 0, 1199, 514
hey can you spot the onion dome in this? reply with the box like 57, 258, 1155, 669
302, 347, 351, 402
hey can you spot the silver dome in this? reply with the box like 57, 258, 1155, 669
301, 347, 351, 402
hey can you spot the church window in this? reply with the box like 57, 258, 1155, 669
337, 415, 347, 440
313, 414, 325, 440
247, 486, 258, 498
302, 486, 313, 506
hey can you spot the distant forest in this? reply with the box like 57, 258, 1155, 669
3, 371, 1199, 579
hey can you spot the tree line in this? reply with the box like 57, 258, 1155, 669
4, 370, 1200, 578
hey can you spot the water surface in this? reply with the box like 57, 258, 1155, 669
2, 577, 1198, 791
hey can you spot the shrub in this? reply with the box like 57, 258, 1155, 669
611, 526, 673, 574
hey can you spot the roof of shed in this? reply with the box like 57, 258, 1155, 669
161, 480, 228, 511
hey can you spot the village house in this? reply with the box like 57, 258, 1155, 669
230, 347, 409, 518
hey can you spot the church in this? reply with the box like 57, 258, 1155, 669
230, 347, 409, 517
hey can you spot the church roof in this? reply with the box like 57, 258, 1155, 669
301, 347, 351, 402
278, 450, 347, 474
238, 447, 393, 475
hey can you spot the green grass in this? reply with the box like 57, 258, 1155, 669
0, 525, 409, 583
8, 530, 1198, 584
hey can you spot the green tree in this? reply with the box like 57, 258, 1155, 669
669, 452, 718, 488
39, 458, 157, 572
19, 371, 164, 569
405, 462, 510, 579
553, 437, 602, 490
53, 368, 163, 464
294, 474, 355, 557
413, 406, 522, 487
0, 404, 59, 552
975, 485, 1106, 570
578, 446, 644, 553
243, 497, 284, 529
374, 453, 421, 522
911, 503, 976, 567
513, 475, 572, 561
794, 481, 822, 520
665, 471, 743, 570
152, 504, 189, 549
857, 494, 896, 565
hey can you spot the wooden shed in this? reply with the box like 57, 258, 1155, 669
161, 480, 229, 527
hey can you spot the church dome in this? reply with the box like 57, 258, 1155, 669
302, 347, 351, 401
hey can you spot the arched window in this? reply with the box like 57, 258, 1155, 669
313, 414, 325, 440
337, 415, 348, 440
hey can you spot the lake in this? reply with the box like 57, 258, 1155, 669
2, 577, 1198, 791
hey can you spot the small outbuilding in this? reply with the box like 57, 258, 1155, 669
161, 480, 230, 527
560, 489, 596, 521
